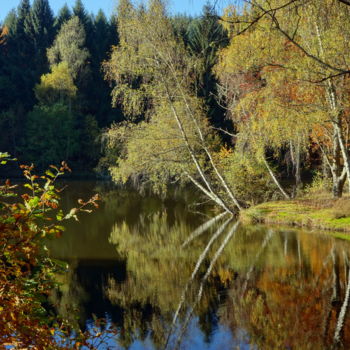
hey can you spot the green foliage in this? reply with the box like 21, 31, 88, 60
0, 1, 120, 174
171, 14, 193, 43
80, 115, 101, 168
26, 0, 54, 50
0, 159, 100, 347
218, 150, 277, 204
47, 16, 89, 81
303, 172, 333, 198
103, 0, 223, 198
25, 103, 79, 167
106, 100, 202, 193
0, 109, 19, 153
35, 62, 77, 105
54, 4, 72, 31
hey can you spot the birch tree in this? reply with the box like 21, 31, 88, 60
216, 0, 350, 198
104, 0, 243, 213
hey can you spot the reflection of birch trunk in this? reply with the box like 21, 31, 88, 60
172, 221, 240, 350
284, 233, 288, 257
333, 266, 350, 347
297, 234, 301, 267
322, 245, 336, 341
333, 249, 341, 303
181, 212, 227, 247
164, 218, 232, 349
241, 229, 273, 295
343, 250, 349, 284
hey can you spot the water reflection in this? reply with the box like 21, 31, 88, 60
48, 182, 350, 349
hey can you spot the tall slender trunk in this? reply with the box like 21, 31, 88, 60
149, 37, 243, 212
263, 157, 290, 199
335, 122, 350, 193
315, 21, 350, 195
331, 130, 347, 198
290, 139, 302, 188
162, 56, 242, 211
160, 74, 239, 213
295, 139, 302, 188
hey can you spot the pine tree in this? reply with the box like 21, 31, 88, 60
87, 10, 120, 126
54, 4, 72, 31
3, 10, 17, 33
72, 0, 94, 66
25, 0, 54, 77
16, 0, 31, 36
187, 4, 229, 131
5, 0, 34, 110
73, 0, 88, 26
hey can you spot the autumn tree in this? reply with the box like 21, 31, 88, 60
215, 0, 350, 198
35, 62, 77, 106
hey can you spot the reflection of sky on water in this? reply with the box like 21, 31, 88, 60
83, 317, 252, 350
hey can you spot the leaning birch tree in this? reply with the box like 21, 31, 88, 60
104, 0, 242, 213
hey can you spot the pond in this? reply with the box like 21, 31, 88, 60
47, 181, 350, 349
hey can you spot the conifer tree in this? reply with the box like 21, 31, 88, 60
54, 4, 72, 31
73, 0, 94, 49
25, 0, 54, 76
187, 5, 228, 127
5, 0, 34, 110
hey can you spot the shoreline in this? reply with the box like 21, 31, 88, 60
240, 199, 350, 236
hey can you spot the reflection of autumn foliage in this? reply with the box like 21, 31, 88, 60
221, 232, 350, 349
0, 155, 100, 349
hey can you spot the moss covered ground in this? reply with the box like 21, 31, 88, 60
241, 196, 350, 235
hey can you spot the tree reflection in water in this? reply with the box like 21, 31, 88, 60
49, 184, 350, 349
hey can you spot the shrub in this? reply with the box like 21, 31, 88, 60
0, 153, 100, 348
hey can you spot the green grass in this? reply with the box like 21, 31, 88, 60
241, 198, 350, 234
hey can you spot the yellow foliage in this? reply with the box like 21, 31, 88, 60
35, 62, 77, 105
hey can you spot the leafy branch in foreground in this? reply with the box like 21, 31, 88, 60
0, 157, 105, 349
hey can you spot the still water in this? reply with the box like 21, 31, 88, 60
47, 181, 350, 349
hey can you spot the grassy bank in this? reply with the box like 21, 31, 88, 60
241, 196, 350, 234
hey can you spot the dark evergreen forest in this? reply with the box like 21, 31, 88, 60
0, 0, 223, 176
0, 0, 121, 173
